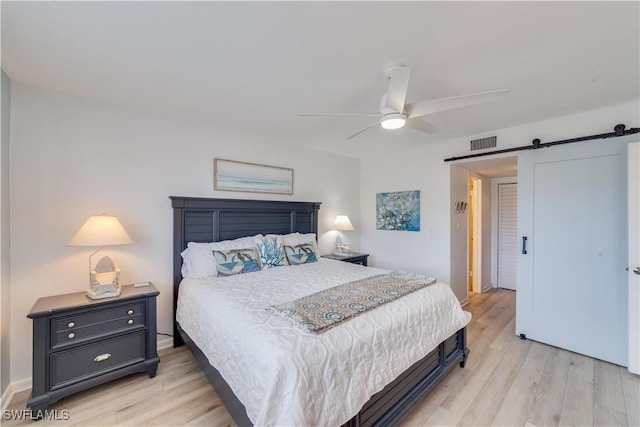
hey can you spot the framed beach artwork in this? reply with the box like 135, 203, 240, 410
376, 190, 420, 231
214, 158, 294, 195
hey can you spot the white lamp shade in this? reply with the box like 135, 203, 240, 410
68, 214, 133, 247
332, 215, 355, 231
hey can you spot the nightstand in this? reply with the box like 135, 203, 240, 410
322, 252, 369, 266
27, 283, 160, 413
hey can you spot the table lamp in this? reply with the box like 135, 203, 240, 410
332, 215, 354, 255
68, 214, 133, 299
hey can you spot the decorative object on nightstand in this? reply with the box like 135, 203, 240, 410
322, 252, 369, 266
26, 283, 160, 414
68, 214, 133, 299
332, 215, 355, 255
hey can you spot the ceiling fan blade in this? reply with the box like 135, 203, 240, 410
300, 112, 381, 118
385, 66, 411, 113
346, 121, 379, 140
406, 89, 510, 119
406, 117, 437, 134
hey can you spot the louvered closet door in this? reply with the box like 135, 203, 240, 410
497, 183, 517, 290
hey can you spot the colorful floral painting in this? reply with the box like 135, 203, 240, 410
376, 190, 420, 231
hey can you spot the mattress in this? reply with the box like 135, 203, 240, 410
176, 258, 471, 426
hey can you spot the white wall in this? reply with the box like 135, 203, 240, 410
8, 82, 361, 384
1, 70, 11, 397
450, 165, 469, 303
360, 101, 639, 305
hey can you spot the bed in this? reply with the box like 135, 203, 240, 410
171, 196, 470, 426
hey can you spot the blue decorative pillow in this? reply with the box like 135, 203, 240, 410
284, 243, 318, 265
212, 248, 261, 276
257, 235, 287, 269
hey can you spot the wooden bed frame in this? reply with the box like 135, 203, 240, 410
171, 196, 469, 427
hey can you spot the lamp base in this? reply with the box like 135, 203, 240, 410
86, 284, 121, 300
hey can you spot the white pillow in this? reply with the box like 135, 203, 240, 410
210, 235, 263, 252
181, 235, 263, 278
281, 232, 318, 253
180, 248, 195, 277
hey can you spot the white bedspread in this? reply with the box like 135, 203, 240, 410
176, 258, 471, 426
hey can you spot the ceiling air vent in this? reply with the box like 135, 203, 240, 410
470, 136, 497, 151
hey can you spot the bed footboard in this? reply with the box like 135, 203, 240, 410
345, 328, 469, 427
178, 323, 468, 427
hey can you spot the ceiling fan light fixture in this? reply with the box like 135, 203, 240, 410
380, 113, 407, 130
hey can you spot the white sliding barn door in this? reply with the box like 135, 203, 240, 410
497, 183, 517, 290
629, 141, 640, 374
516, 139, 628, 366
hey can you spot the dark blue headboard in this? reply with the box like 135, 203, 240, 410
170, 196, 321, 346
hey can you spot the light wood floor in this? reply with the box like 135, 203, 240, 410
5, 289, 639, 426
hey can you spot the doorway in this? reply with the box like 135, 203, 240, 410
468, 177, 481, 293
452, 155, 518, 299
497, 182, 517, 290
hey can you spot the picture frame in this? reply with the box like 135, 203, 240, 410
214, 158, 294, 195
376, 190, 421, 231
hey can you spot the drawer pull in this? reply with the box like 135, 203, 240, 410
127, 309, 134, 315
127, 319, 134, 325
94, 353, 112, 363
67, 322, 75, 328
68, 332, 75, 339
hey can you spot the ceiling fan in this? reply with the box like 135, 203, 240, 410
301, 63, 510, 139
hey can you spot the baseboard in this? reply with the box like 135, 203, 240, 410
1, 383, 13, 411
482, 284, 495, 293
1, 377, 31, 411
157, 336, 173, 351
459, 297, 470, 307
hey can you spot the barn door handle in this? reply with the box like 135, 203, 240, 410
522, 236, 528, 254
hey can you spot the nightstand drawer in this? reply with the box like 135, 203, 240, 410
343, 256, 367, 265
52, 302, 145, 332
51, 331, 146, 389
52, 314, 144, 349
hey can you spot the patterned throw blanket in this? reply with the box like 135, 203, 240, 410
268, 271, 436, 334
